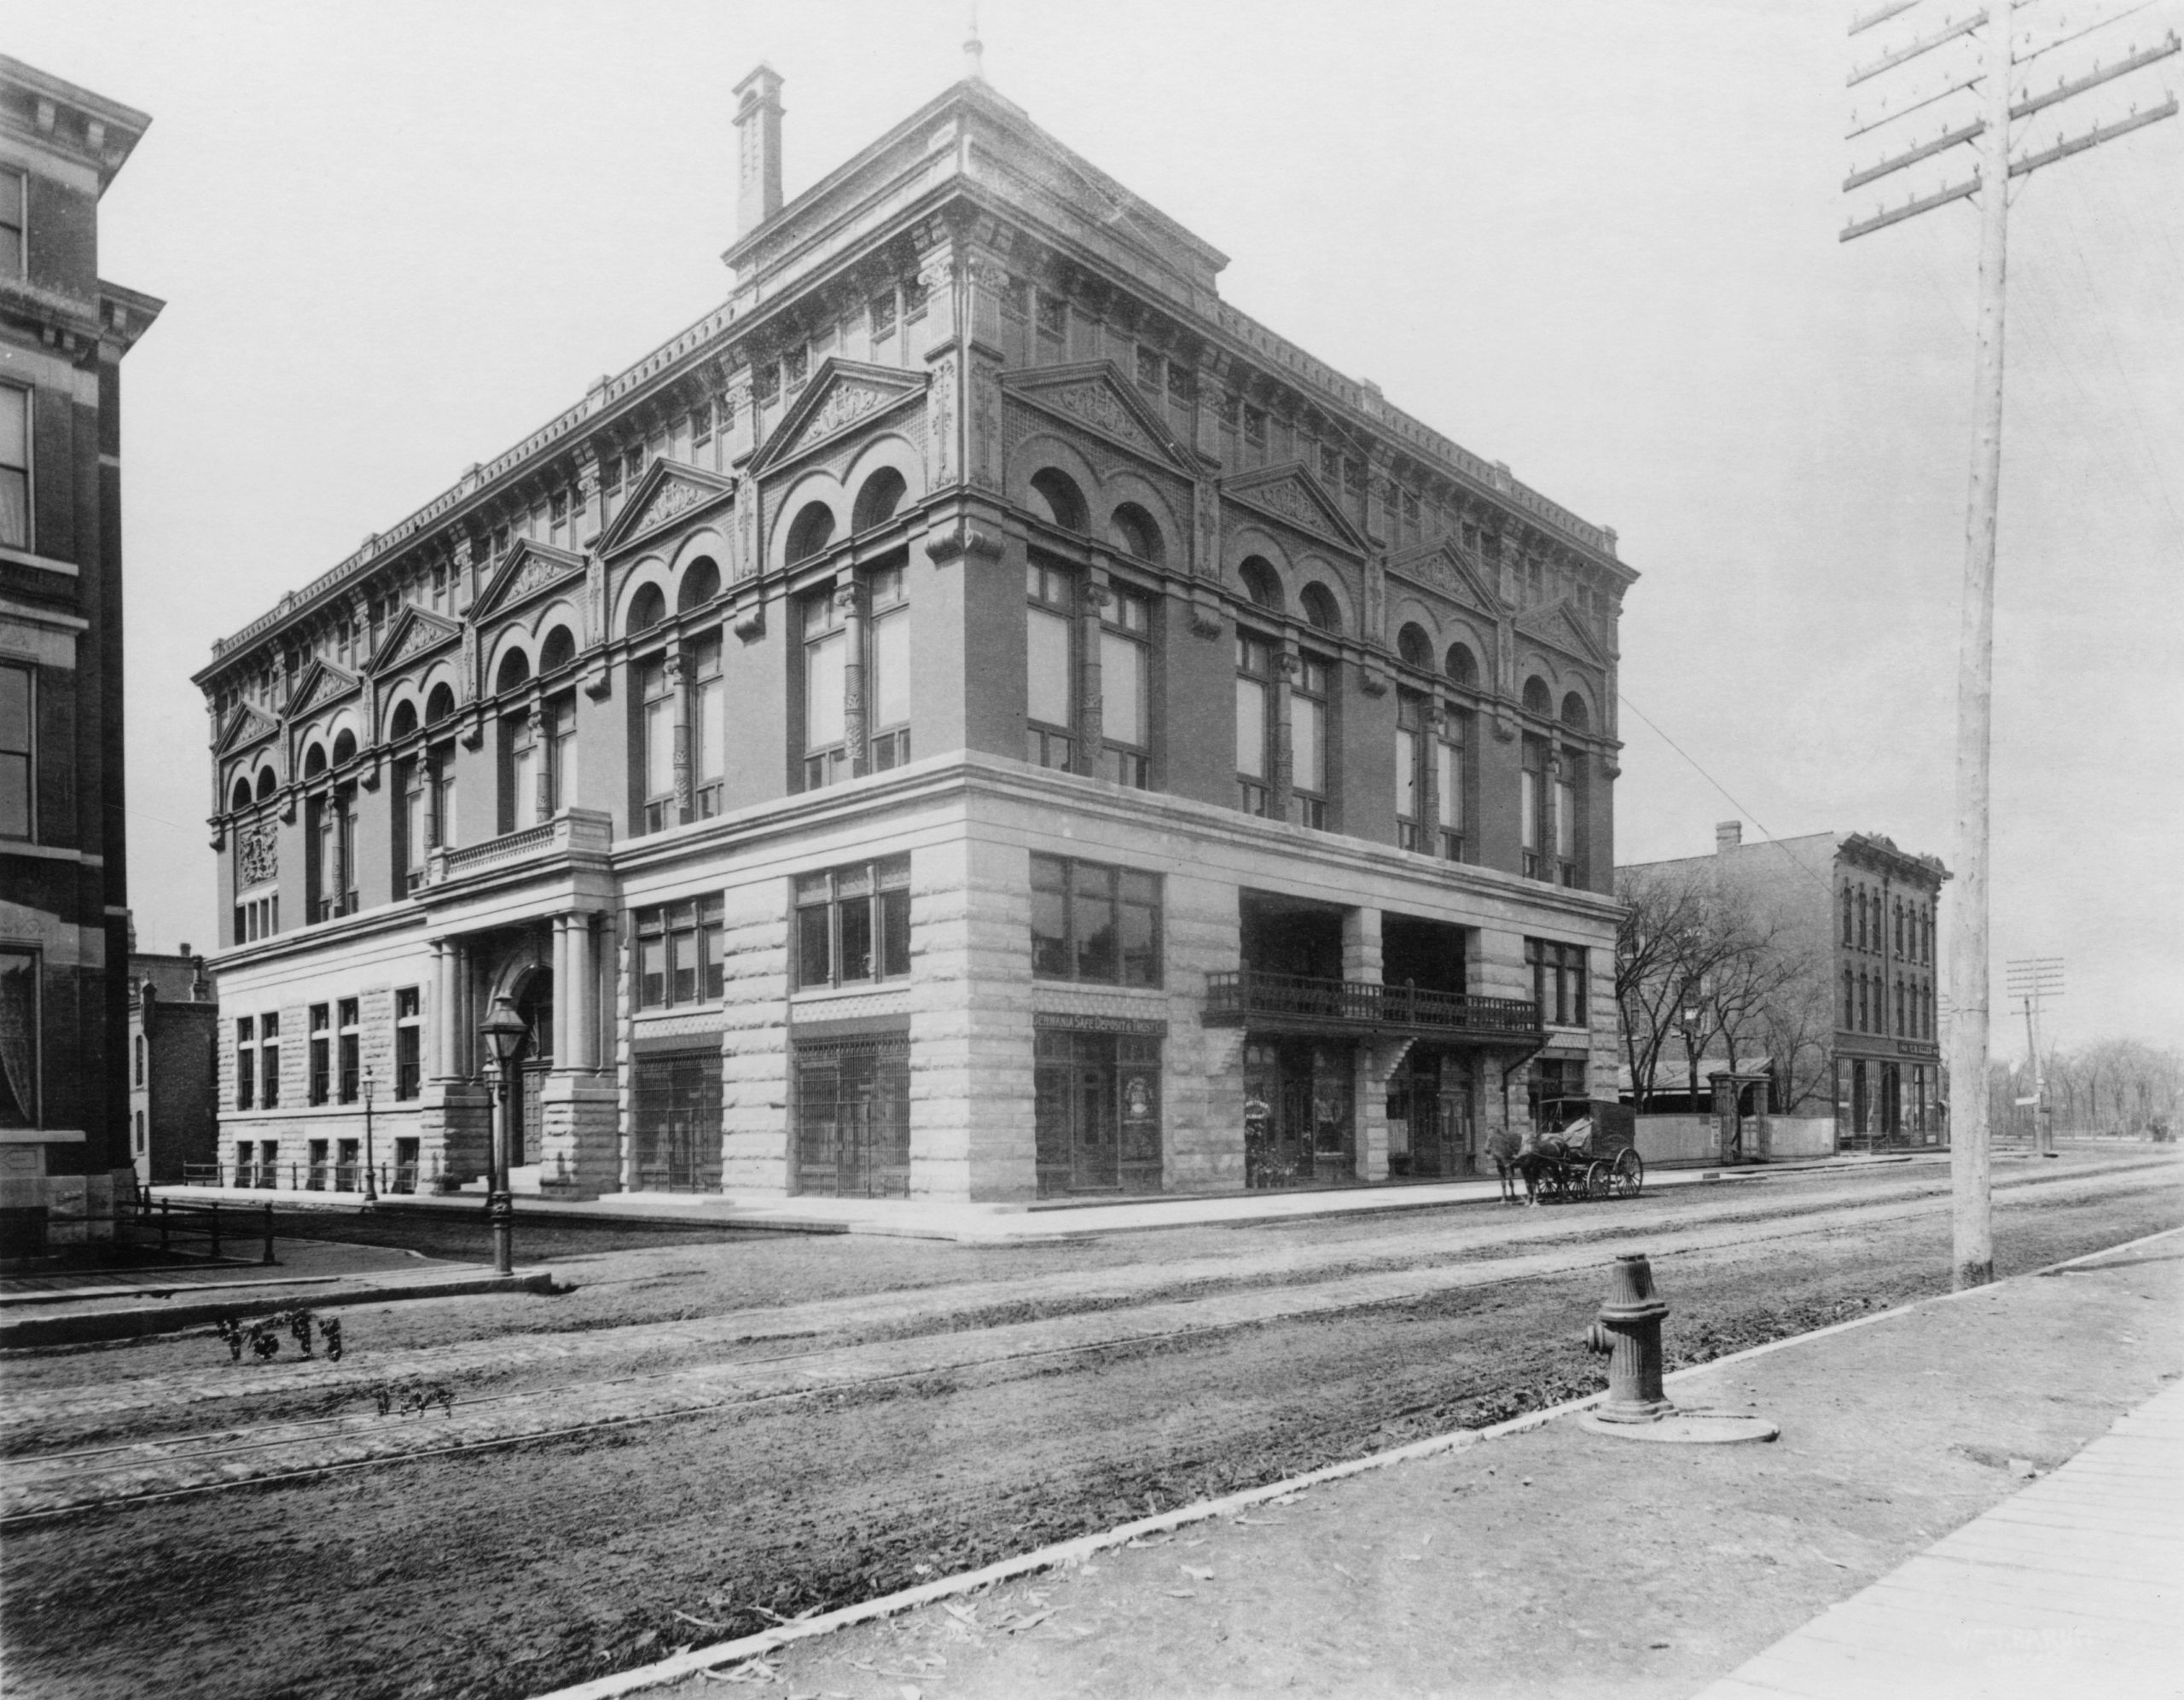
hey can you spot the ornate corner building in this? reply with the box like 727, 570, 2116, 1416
195, 64, 1635, 1204
1, 58, 160, 1227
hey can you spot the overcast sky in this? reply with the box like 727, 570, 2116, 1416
15, 0, 2181, 1054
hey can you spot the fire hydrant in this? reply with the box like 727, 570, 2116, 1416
1583, 1252, 1674, 1423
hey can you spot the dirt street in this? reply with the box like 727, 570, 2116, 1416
0, 1152, 2176, 1700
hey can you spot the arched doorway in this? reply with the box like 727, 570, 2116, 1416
503, 968, 554, 1167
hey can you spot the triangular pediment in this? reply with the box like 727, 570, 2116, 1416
1389, 537, 1502, 616
217, 703, 281, 757
1222, 461, 1368, 556
751, 358, 927, 477
473, 540, 590, 623
1516, 600, 1609, 668
595, 461, 737, 559
367, 605, 462, 676
285, 659, 360, 722
1002, 362, 1194, 472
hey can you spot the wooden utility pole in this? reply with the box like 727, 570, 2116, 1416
1842, 2, 2176, 1288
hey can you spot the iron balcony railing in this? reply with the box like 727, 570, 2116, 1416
1202, 969, 1542, 1036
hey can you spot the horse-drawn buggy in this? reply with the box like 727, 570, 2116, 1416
1517, 1100, 1643, 1203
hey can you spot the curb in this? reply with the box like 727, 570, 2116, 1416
532, 1220, 2184, 1700
0, 1271, 557, 1349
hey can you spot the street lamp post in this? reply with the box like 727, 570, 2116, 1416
362, 1065, 378, 1204
479, 994, 528, 1278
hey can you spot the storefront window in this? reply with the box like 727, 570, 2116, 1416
1030, 854, 1160, 986
1034, 1027, 1163, 1197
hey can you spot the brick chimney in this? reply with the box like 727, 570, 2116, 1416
1716, 820, 1743, 855
734, 65, 785, 236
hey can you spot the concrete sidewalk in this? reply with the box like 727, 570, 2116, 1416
577, 1226, 2184, 1700
149, 1151, 1945, 1244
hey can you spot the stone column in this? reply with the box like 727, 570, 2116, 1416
530, 702, 552, 825
570, 914, 598, 1071
549, 914, 572, 1066
1077, 576, 1109, 777
1419, 703, 1444, 850
837, 582, 868, 775
430, 938, 456, 1080
1343, 907, 1388, 1181
665, 647, 691, 822
1273, 646, 1298, 821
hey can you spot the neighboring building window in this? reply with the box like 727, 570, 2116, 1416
638, 652, 677, 829
260, 1013, 280, 1109
1438, 706, 1469, 862
1025, 563, 1076, 770
543, 691, 577, 816
868, 566, 911, 772
1894, 902, 1905, 956
1526, 938, 1589, 1027
0, 171, 22, 278
337, 998, 360, 1103
308, 1004, 331, 1105
1396, 692, 1426, 851
1100, 588, 1151, 787
636, 896, 727, 1009
235, 1017, 255, 1110
801, 591, 849, 790
135, 1110, 145, 1153
689, 635, 723, 817
1842, 887, 1854, 947
135, 1032, 145, 1087
1235, 632, 1275, 816
394, 988, 421, 1099
1895, 977, 1907, 1037
1520, 737, 1549, 879
1030, 853, 1161, 987
0, 660, 31, 839
1857, 972, 1870, 1034
0, 383, 27, 551
794, 856, 910, 989
1289, 653, 1329, 829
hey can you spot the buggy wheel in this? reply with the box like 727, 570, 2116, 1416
1614, 1149, 1644, 1198
1585, 1159, 1612, 1200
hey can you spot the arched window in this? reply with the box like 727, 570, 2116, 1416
303, 743, 328, 779
389, 700, 419, 742
538, 626, 577, 674
1397, 622, 1432, 668
1445, 642, 1478, 687
1028, 468, 1088, 532
330, 728, 357, 767
495, 649, 531, 694
425, 682, 456, 725
1560, 691, 1589, 731
256, 767, 278, 803
1238, 556, 1283, 612
852, 467, 907, 532
230, 776, 253, 813
626, 583, 665, 637
1303, 584, 1344, 635
1109, 503, 1165, 564
1522, 676, 1552, 717
677, 559, 721, 613
1842, 888, 1854, 946
785, 502, 836, 565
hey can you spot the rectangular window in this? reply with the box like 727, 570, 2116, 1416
639, 653, 677, 829
235, 1016, 256, 1111
1025, 563, 1075, 770
1244, 406, 1266, 446
0, 171, 21, 278
395, 987, 421, 1099
1438, 707, 1468, 862
500, 711, 537, 834
869, 290, 897, 340
1520, 738, 1548, 879
867, 566, 911, 771
310, 787, 359, 921
398, 755, 428, 894
679, 635, 720, 817
1235, 633, 1274, 815
1099, 590, 1151, 788
308, 1004, 331, 1105
0, 660, 31, 840
635, 896, 727, 1009
1136, 346, 1163, 389
633, 1051, 724, 1192
0, 947, 33, 1127
1554, 754, 1579, 886
543, 692, 577, 816
691, 403, 713, 450
793, 856, 911, 989
337, 998, 360, 1103
1289, 654, 1329, 829
549, 490, 569, 548
260, 1013, 280, 1109
429, 740, 457, 852
1037, 292, 1067, 337
1395, 693, 1423, 851
802, 591, 848, 790
1526, 939, 1589, 1028
0, 383, 26, 551
1030, 853, 1162, 988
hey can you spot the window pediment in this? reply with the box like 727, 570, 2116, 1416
1003, 362, 1195, 474
750, 357, 927, 480
595, 462, 737, 560
1222, 462, 1368, 557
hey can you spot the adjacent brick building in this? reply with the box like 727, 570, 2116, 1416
195, 61, 1635, 1203
0, 57, 160, 1228
126, 947, 218, 1187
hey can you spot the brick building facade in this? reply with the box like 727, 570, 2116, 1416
0, 57, 160, 1226
195, 63, 1634, 1203
126, 949, 218, 1187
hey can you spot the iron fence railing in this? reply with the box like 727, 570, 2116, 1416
1203, 969, 1541, 1036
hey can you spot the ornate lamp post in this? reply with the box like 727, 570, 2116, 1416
479, 994, 528, 1278
361, 1065, 378, 1204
